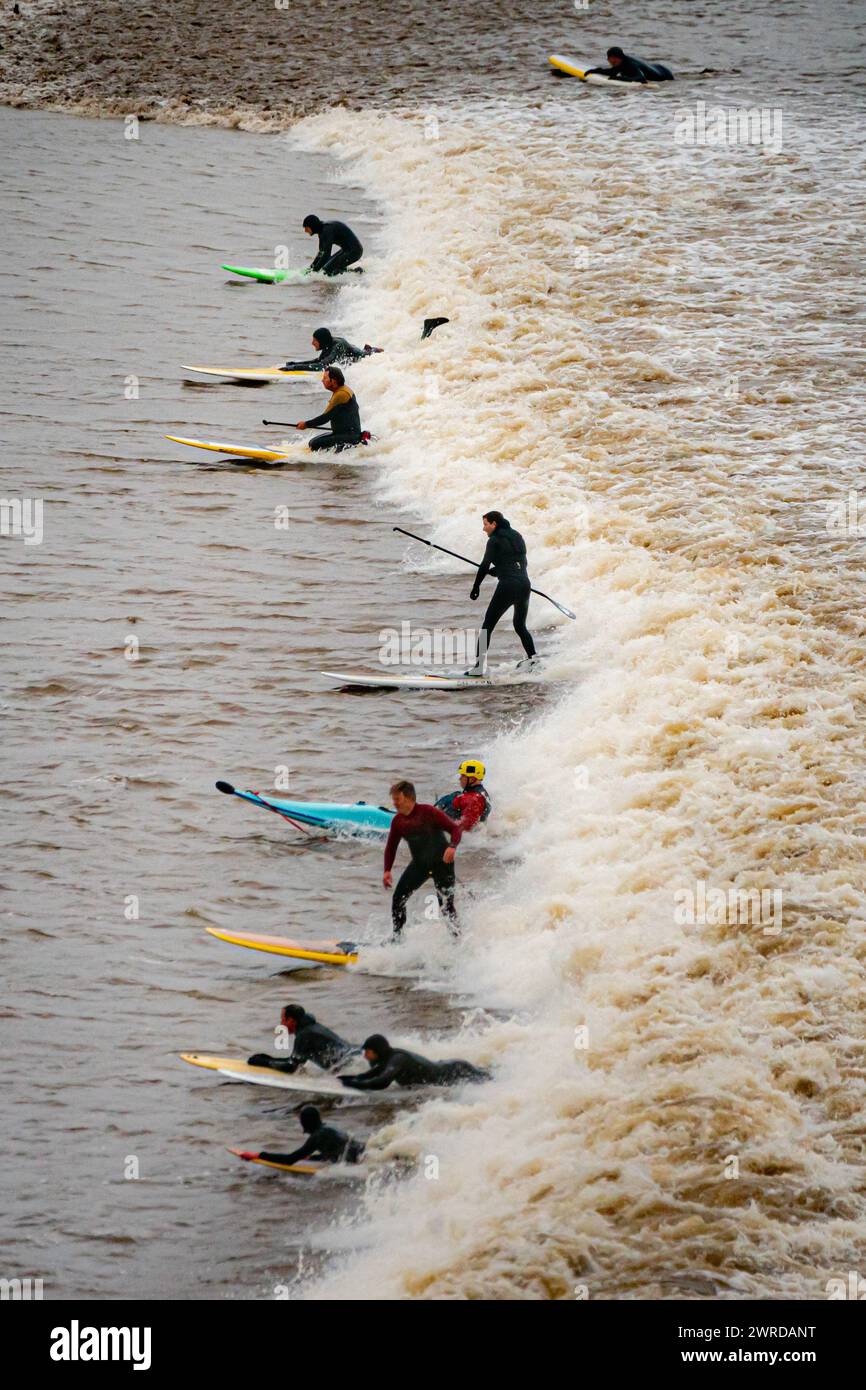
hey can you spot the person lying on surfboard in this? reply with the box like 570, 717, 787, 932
283, 317, 450, 371
586, 46, 674, 83
339, 1035, 490, 1091
236, 1105, 365, 1167
294, 367, 365, 452
384, 780, 462, 936
282, 326, 381, 373
435, 758, 492, 831
303, 214, 363, 277
248, 1004, 359, 1074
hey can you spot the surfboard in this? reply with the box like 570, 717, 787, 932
181, 1053, 389, 1100
165, 435, 293, 462
165, 436, 370, 465
181, 365, 317, 383
222, 264, 364, 284
205, 927, 359, 966
320, 668, 539, 690
226, 1147, 323, 1175
215, 781, 393, 839
226, 1147, 366, 1177
548, 54, 654, 86
181, 1053, 354, 1096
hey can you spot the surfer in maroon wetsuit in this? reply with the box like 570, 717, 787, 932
383, 780, 462, 936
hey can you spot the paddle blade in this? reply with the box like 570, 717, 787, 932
215, 780, 236, 795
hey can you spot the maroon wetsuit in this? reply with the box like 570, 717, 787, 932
384, 803, 462, 935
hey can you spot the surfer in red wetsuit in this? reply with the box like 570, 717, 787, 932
435, 758, 492, 831
383, 780, 462, 936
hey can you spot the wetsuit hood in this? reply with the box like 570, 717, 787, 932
363, 1033, 392, 1061
303, 214, 323, 233
313, 327, 334, 351
284, 1004, 316, 1029
300, 1105, 322, 1133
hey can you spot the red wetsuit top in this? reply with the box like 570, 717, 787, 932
384, 803, 462, 872
449, 787, 488, 831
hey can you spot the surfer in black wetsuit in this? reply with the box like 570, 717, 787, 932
586, 46, 674, 83
295, 366, 365, 451
339, 1035, 490, 1091
238, 1106, 365, 1167
283, 327, 378, 372
467, 511, 537, 674
303, 214, 364, 276
248, 1004, 359, 1074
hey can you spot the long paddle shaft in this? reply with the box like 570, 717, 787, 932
393, 526, 576, 620
263, 419, 332, 430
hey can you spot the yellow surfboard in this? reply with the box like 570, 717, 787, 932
549, 54, 653, 86
205, 926, 359, 967
226, 1147, 322, 1175
165, 435, 292, 462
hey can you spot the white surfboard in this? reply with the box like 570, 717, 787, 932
181, 1053, 401, 1100
320, 668, 540, 690
181, 365, 318, 383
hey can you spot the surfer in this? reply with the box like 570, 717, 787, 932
586, 46, 674, 82
340, 1035, 490, 1090
467, 511, 537, 673
435, 758, 492, 830
384, 780, 462, 936
303, 214, 364, 276
282, 326, 380, 373
294, 367, 365, 452
238, 1105, 365, 1167
248, 1004, 359, 1074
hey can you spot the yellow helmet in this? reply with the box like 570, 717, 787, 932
458, 758, 485, 781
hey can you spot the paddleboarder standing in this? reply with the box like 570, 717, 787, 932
467, 511, 537, 674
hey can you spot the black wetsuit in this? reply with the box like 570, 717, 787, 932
587, 54, 674, 83
248, 1010, 358, 1074
384, 804, 462, 935
283, 327, 370, 372
310, 221, 364, 277
340, 1044, 490, 1091
471, 522, 536, 662
306, 385, 363, 452
260, 1123, 365, 1167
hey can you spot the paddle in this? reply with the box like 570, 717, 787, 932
393, 525, 577, 620
262, 419, 332, 429
215, 780, 236, 795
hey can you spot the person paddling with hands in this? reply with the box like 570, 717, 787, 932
383, 779, 462, 937
294, 366, 365, 452
247, 1004, 358, 1074
236, 1104, 365, 1168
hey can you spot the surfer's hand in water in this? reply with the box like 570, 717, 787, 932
443, 847, 456, 865
470, 587, 480, 601
383, 870, 393, 889
237, 1151, 257, 1161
